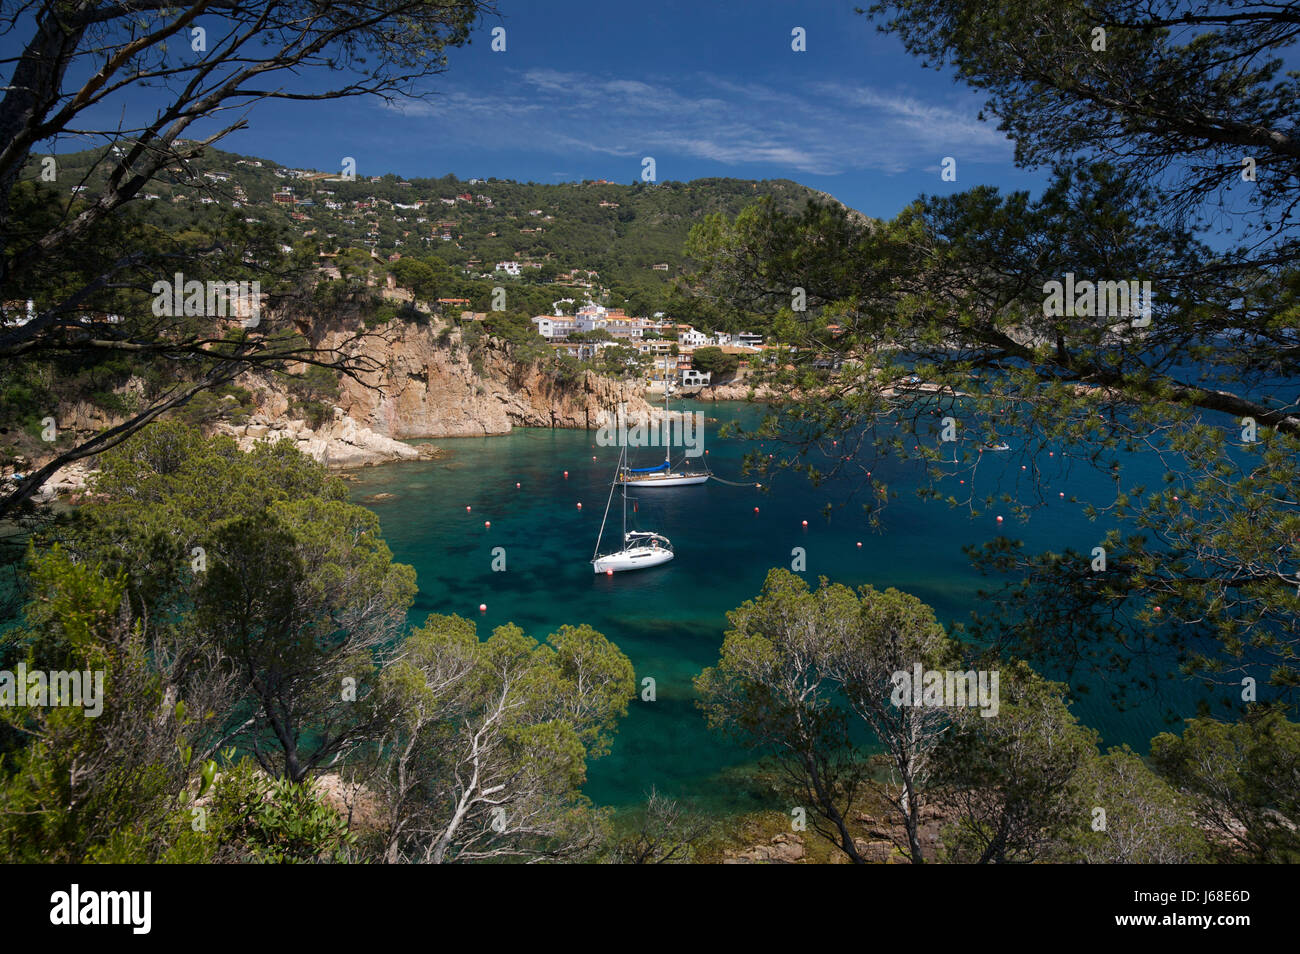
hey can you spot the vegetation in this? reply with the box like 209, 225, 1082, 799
0, 424, 635, 862
680, 0, 1300, 865
695, 571, 1236, 864
4, 0, 1297, 867
688, 346, 739, 380
0, 0, 491, 517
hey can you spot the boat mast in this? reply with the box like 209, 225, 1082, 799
621, 449, 628, 542
664, 380, 671, 469
593, 444, 622, 562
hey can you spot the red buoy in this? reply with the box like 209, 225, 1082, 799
478, 603, 487, 613
605, 569, 613, 577
484, 521, 491, 528
856, 541, 862, 548
996, 515, 1004, 523
465, 506, 472, 512
801, 520, 808, 527
753, 507, 760, 514
576, 502, 582, 509
563, 471, 569, 478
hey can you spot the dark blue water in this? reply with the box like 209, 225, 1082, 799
347, 400, 1214, 812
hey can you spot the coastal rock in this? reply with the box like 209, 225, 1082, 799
42, 460, 96, 501
722, 832, 806, 864
215, 414, 420, 468
855, 839, 902, 863
320, 321, 659, 439
681, 380, 776, 402
313, 773, 383, 831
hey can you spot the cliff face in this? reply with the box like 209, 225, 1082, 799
35, 317, 658, 492
325, 321, 656, 440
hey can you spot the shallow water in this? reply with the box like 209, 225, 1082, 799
347, 400, 1221, 812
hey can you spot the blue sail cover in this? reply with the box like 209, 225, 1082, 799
626, 460, 671, 473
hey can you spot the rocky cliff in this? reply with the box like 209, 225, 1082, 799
30, 317, 661, 494
326, 321, 657, 440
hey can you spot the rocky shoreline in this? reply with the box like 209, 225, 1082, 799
23, 320, 778, 502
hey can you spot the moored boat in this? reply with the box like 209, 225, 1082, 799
592, 447, 675, 573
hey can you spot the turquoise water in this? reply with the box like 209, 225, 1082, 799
346, 401, 1210, 812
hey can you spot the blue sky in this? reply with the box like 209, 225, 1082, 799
206, 0, 1048, 218
33, 0, 1050, 220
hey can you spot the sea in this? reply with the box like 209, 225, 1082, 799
346, 399, 1229, 814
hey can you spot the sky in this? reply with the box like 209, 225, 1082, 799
202, 0, 1050, 218
26, 0, 1051, 221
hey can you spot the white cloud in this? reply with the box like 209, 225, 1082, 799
384, 69, 1011, 177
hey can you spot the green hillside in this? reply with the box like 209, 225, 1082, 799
30, 145, 839, 316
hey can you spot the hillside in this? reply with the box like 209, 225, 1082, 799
30, 145, 842, 315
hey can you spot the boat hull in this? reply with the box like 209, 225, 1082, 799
592, 547, 675, 573
618, 473, 709, 487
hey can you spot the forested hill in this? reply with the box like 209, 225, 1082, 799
30, 145, 844, 314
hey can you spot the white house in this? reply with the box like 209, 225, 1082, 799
678, 327, 715, 348
496, 261, 521, 277
532, 315, 576, 339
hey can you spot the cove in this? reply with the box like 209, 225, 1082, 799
347, 400, 1218, 814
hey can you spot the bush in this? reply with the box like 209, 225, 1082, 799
211, 759, 355, 864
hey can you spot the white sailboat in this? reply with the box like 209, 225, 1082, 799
617, 383, 710, 487
592, 446, 674, 573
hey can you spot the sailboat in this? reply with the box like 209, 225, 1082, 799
592, 445, 674, 573
617, 382, 710, 488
